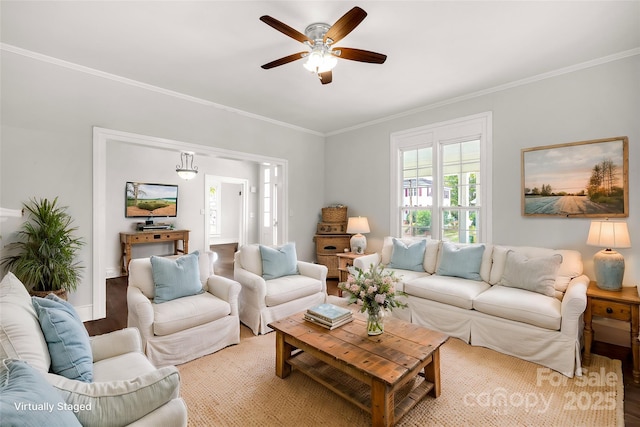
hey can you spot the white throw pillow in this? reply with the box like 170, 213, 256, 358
46, 365, 181, 427
0, 273, 51, 373
498, 251, 563, 297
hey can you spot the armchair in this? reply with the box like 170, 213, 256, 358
127, 251, 240, 366
234, 243, 328, 335
0, 272, 187, 427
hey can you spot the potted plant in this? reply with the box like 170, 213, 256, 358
1, 197, 84, 299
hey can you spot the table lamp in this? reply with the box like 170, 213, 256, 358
347, 217, 370, 254
586, 220, 631, 291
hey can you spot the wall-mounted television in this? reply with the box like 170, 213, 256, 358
125, 182, 178, 218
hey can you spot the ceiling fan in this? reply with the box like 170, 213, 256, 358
260, 6, 387, 85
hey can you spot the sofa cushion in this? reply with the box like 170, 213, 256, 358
490, 246, 583, 296
381, 237, 440, 273
152, 292, 231, 336
473, 285, 562, 330
404, 275, 491, 310
0, 273, 51, 373
498, 251, 562, 297
259, 242, 299, 280
48, 358, 180, 427
382, 268, 431, 292
388, 238, 426, 271
265, 274, 322, 307
436, 242, 485, 281
151, 251, 204, 304
32, 294, 93, 382
0, 359, 81, 427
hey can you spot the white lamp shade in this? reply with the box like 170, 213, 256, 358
587, 221, 631, 249
346, 217, 370, 234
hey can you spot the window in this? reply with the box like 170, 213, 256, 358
390, 112, 492, 243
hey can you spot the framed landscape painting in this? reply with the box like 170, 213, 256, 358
522, 137, 628, 217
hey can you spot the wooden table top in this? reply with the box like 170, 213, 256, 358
269, 311, 449, 386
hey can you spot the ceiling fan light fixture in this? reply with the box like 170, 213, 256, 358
303, 49, 337, 73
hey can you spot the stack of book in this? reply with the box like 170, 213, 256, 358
304, 303, 353, 330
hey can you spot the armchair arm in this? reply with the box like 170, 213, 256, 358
298, 261, 328, 293
90, 327, 143, 363
353, 253, 381, 271
207, 275, 242, 316
127, 286, 155, 345
234, 267, 268, 309
560, 274, 589, 337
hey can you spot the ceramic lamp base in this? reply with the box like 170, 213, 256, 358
350, 234, 367, 254
593, 249, 625, 291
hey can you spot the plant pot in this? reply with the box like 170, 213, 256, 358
29, 288, 68, 301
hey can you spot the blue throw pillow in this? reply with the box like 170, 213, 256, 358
31, 294, 93, 383
0, 359, 82, 426
436, 242, 485, 281
151, 251, 204, 304
259, 243, 299, 280
388, 238, 427, 271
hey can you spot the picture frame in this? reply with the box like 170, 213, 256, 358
522, 137, 628, 217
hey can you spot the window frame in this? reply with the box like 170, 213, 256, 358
390, 112, 493, 243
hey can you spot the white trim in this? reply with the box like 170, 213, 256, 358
205, 175, 249, 248
1, 43, 323, 137
390, 112, 493, 243
327, 48, 640, 136
91, 127, 288, 321
3, 43, 637, 137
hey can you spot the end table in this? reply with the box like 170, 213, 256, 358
583, 281, 640, 383
336, 252, 369, 296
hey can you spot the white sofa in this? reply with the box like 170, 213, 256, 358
234, 243, 328, 335
0, 272, 187, 426
352, 237, 589, 378
128, 251, 241, 367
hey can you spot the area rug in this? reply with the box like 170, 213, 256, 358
178, 327, 623, 426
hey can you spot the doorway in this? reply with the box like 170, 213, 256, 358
205, 175, 248, 247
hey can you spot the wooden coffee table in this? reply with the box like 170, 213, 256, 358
269, 311, 449, 427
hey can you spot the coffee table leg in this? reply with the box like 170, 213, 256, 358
424, 347, 441, 398
371, 379, 393, 427
275, 331, 292, 378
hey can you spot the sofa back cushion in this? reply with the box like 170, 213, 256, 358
238, 244, 263, 276
490, 246, 584, 297
381, 237, 440, 273
0, 273, 50, 373
129, 252, 211, 299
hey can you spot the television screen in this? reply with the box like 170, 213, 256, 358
125, 182, 178, 218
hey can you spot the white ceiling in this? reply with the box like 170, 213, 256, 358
1, 1, 639, 135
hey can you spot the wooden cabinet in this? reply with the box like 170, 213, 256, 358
583, 281, 640, 383
314, 234, 351, 279
120, 230, 189, 275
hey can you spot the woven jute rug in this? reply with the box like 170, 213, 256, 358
178, 327, 623, 426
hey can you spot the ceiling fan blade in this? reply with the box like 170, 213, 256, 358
335, 47, 387, 64
260, 15, 312, 44
324, 6, 367, 44
261, 52, 307, 69
319, 71, 332, 85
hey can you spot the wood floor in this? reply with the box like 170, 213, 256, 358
83, 249, 640, 426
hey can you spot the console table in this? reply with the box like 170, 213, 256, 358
120, 229, 189, 275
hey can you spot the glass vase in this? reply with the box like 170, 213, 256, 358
367, 308, 385, 336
